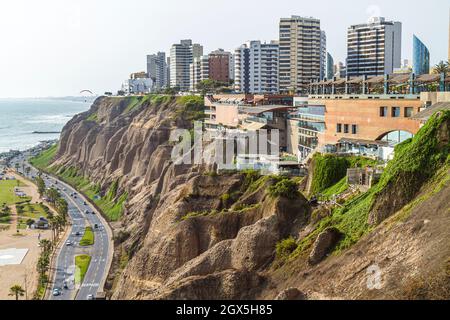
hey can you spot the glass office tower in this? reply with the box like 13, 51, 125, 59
413, 35, 430, 75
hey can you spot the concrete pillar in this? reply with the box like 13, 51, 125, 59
384, 74, 390, 95
331, 77, 336, 94
409, 73, 416, 94
362, 75, 368, 94
345, 76, 350, 94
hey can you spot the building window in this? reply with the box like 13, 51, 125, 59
380, 106, 388, 117
337, 124, 342, 133
391, 107, 400, 118
404, 107, 414, 118
344, 124, 349, 134
352, 125, 358, 134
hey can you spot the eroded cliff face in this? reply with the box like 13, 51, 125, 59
52, 96, 311, 299
52, 97, 450, 300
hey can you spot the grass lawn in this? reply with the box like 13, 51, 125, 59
0, 180, 30, 206
17, 203, 47, 219
75, 255, 91, 284
79, 226, 94, 246
16, 203, 48, 229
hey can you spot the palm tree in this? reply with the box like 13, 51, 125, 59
39, 239, 52, 252
9, 285, 25, 300
55, 198, 68, 222
433, 61, 449, 75
45, 188, 59, 205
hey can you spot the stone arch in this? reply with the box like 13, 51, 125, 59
375, 130, 415, 144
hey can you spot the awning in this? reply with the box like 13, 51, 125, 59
332, 79, 346, 85
366, 76, 385, 84
389, 74, 410, 84
241, 121, 267, 131
239, 106, 292, 115
347, 77, 364, 84
416, 74, 440, 83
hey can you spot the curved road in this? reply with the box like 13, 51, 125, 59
11, 153, 113, 300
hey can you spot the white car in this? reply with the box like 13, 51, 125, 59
65, 240, 72, 246
87, 294, 94, 300
52, 288, 62, 296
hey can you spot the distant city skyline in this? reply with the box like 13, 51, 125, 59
0, 0, 448, 98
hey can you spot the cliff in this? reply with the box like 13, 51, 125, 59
41, 96, 450, 300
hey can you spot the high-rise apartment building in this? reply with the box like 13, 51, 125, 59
412, 35, 430, 76
347, 17, 402, 77
166, 57, 171, 88
334, 61, 347, 79
190, 55, 209, 91
170, 40, 203, 91
326, 53, 334, 80
279, 16, 323, 94
147, 52, 169, 90
320, 31, 327, 80
234, 40, 279, 94
209, 49, 234, 83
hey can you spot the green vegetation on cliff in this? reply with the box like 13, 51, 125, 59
32, 161, 127, 221
268, 178, 300, 199
309, 154, 378, 196
373, 110, 450, 196
29, 144, 57, 170
55, 166, 127, 221
175, 95, 205, 121
320, 177, 348, 199
291, 110, 450, 259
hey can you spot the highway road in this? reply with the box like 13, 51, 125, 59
10, 153, 113, 300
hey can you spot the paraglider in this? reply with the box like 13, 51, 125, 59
80, 90, 95, 102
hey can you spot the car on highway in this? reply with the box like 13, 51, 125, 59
52, 288, 62, 296
87, 294, 95, 300
75, 231, 81, 236
94, 224, 99, 229
65, 240, 72, 246
83, 201, 87, 205
85, 210, 90, 214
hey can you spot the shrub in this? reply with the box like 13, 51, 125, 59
268, 178, 299, 199
276, 237, 298, 260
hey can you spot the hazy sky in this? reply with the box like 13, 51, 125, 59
0, 0, 448, 98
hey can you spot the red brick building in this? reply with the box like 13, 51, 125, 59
208, 49, 232, 83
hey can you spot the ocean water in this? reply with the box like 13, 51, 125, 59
0, 99, 91, 153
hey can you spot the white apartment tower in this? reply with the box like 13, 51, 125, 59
320, 31, 327, 80
190, 55, 209, 92
170, 40, 203, 91
347, 17, 402, 77
234, 40, 279, 94
147, 52, 169, 90
279, 16, 323, 94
